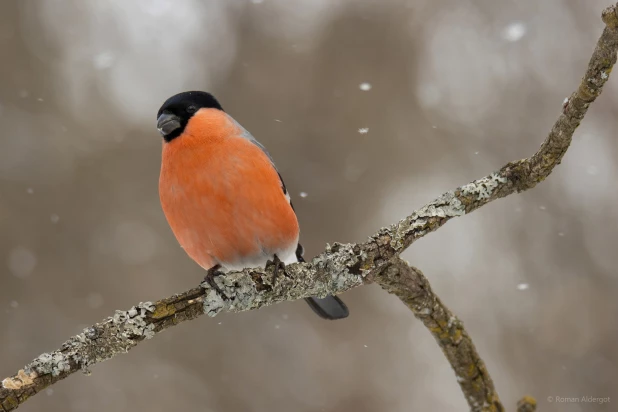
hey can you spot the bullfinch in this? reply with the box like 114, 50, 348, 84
156, 91, 349, 320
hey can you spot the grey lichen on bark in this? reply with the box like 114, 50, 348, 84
3, 3, 618, 412
29, 301, 157, 376
202, 242, 367, 316
1, 301, 158, 411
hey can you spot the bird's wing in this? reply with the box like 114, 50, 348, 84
230, 115, 349, 320
229, 116, 293, 207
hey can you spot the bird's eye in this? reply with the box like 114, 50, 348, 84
186, 106, 197, 114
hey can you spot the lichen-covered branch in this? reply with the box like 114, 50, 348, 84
517, 397, 538, 412
374, 259, 504, 411
0, 289, 206, 411
371, 4, 618, 257
3, 4, 618, 412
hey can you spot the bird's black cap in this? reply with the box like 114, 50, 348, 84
156, 91, 224, 142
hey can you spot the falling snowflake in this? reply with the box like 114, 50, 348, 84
93, 52, 115, 70
87, 292, 104, 309
502, 22, 527, 42
299, 192, 308, 198
517, 283, 529, 291
359, 82, 372, 91
358, 128, 369, 134
8, 247, 37, 278
50, 214, 60, 224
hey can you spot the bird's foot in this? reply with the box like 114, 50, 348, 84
266, 254, 286, 287
203, 264, 225, 294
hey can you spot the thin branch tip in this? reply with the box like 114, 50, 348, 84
517, 396, 538, 412
602, 4, 618, 29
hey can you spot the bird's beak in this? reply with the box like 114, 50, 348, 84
157, 113, 181, 136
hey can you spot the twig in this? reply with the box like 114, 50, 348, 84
374, 258, 503, 411
517, 396, 538, 412
3, 3, 618, 411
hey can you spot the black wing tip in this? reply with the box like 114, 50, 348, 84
296, 245, 349, 320
304, 296, 350, 320
295, 243, 305, 262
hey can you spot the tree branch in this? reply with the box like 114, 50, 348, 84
3, 3, 618, 411
374, 258, 504, 410
517, 397, 538, 412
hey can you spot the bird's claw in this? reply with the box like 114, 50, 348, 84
266, 255, 286, 287
203, 264, 225, 294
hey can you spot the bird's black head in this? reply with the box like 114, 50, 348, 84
156, 91, 224, 142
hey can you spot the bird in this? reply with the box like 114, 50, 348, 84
156, 91, 349, 320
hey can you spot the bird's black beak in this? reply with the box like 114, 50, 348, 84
157, 113, 181, 137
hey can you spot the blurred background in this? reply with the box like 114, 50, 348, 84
1, 0, 617, 411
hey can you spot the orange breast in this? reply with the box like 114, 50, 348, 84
159, 109, 299, 270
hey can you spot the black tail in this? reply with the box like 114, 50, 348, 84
296, 244, 349, 320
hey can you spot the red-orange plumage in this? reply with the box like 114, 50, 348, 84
159, 108, 299, 271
